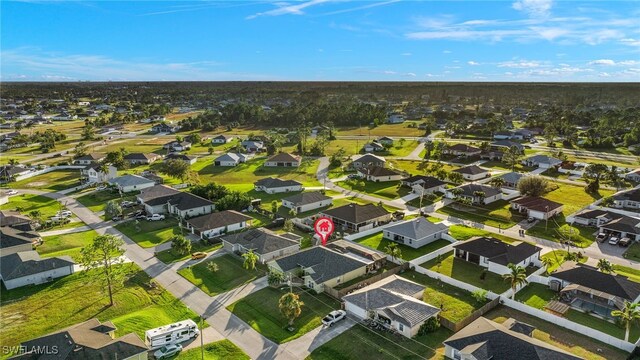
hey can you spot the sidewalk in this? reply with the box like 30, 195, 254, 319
40, 225, 91, 237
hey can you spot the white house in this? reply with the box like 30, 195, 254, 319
610, 188, 640, 210
598, 214, 640, 242
241, 140, 265, 152
165, 153, 197, 165
212, 134, 233, 144
186, 210, 253, 239
357, 166, 405, 182
453, 237, 542, 275
383, 218, 449, 249
522, 155, 562, 169
264, 153, 300, 167
351, 154, 386, 170
511, 196, 563, 220
444, 144, 482, 158
108, 174, 156, 193
82, 164, 118, 183
363, 141, 385, 153
254, 178, 303, 194
281, 191, 333, 214
402, 175, 447, 195
452, 165, 489, 181
625, 169, 640, 183
214, 153, 247, 167
222, 228, 300, 263
73, 153, 105, 165
0, 251, 75, 290
445, 184, 502, 205
163, 141, 191, 152
166, 192, 215, 219
387, 114, 405, 124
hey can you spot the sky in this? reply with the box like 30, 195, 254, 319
1, 0, 639, 82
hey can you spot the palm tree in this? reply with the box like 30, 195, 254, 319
600, 197, 614, 208
473, 191, 486, 204
489, 177, 505, 189
611, 301, 640, 342
503, 263, 529, 300
279, 292, 305, 327
384, 242, 402, 262
540, 256, 555, 274
596, 259, 614, 274
242, 250, 259, 271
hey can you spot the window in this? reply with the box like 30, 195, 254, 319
453, 349, 461, 360
398, 324, 404, 331
483, 257, 488, 264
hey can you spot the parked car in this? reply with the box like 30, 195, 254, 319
596, 233, 607, 243
121, 200, 135, 208
322, 310, 347, 327
527, 217, 536, 223
618, 237, 631, 247
95, 185, 108, 191
57, 210, 72, 218
347, 174, 359, 179
191, 252, 207, 260
111, 215, 123, 221
49, 216, 63, 222
153, 344, 183, 359
608, 236, 620, 245
5, 189, 18, 195
135, 213, 147, 220
146, 214, 165, 221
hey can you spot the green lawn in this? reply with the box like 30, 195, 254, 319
354, 232, 451, 261
337, 179, 409, 201
76, 190, 136, 213
623, 242, 640, 262
175, 340, 249, 360
115, 218, 180, 248
38, 229, 99, 261
542, 250, 588, 273
437, 200, 523, 229
178, 254, 263, 296
613, 264, 640, 283
0, 265, 200, 349
543, 182, 614, 216
156, 242, 223, 264
307, 323, 452, 360
421, 251, 512, 294
12, 169, 81, 192
480, 160, 534, 172
566, 309, 640, 343
514, 283, 557, 309
527, 215, 595, 248
388, 159, 459, 175
227, 287, 341, 344
448, 224, 520, 244
405, 193, 442, 208
0, 193, 63, 218
337, 124, 426, 137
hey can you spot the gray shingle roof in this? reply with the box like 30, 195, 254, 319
358, 166, 402, 177
454, 184, 501, 198
447, 143, 481, 153
353, 154, 386, 164
187, 210, 252, 232
267, 153, 300, 162
0, 251, 74, 280
254, 177, 302, 189
108, 174, 155, 188
0, 227, 38, 249
498, 172, 524, 185
282, 191, 331, 206
222, 228, 298, 255
167, 192, 214, 211
138, 185, 181, 205
552, 262, 640, 301
454, 237, 541, 266
573, 209, 623, 221
272, 246, 369, 284
453, 165, 488, 175
511, 196, 563, 212
524, 155, 561, 165
612, 188, 640, 202
215, 153, 241, 162
384, 218, 448, 240
0, 210, 31, 227
321, 203, 390, 224
123, 152, 160, 161
600, 214, 640, 235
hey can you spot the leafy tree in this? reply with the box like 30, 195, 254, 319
207, 261, 219, 273
82, 122, 96, 140
73, 142, 87, 159
447, 171, 464, 185
160, 159, 191, 182
268, 269, 286, 286
517, 176, 549, 197
384, 242, 402, 262
271, 200, 278, 215
190, 183, 229, 201
80, 234, 126, 306
104, 200, 123, 219
502, 263, 529, 300
596, 259, 613, 274
216, 191, 252, 211
242, 249, 259, 271
503, 145, 522, 171
471, 289, 488, 303
187, 132, 201, 144
171, 235, 192, 256
611, 301, 640, 342
418, 316, 440, 335
283, 219, 294, 232
489, 177, 505, 188
583, 163, 608, 193
279, 292, 305, 327
105, 148, 129, 169
600, 197, 614, 208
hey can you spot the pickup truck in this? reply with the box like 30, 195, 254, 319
146, 214, 165, 221
322, 310, 346, 327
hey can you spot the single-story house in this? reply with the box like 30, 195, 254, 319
444, 144, 482, 157
165, 153, 197, 165
73, 153, 105, 165
378, 136, 394, 145
493, 130, 514, 140
214, 152, 248, 166
445, 184, 502, 205
0, 165, 30, 182
513, 128, 535, 139
166, 192, 215, 219
241, 140, 265, 152
320, 203, 392, 233
625, 168, 640, 183
383, 218, 449, 249
123, 152, 162, 165
108, 174, 156, 193
326, 239, 387, 269
343, 275, 440, 338
357, 166, 405, 182
0, 226, 38, 256
212, 134, 234, 144
480, 150, 505, 161
351, 154, 386, 170
82, 164, 118, 183
363, 141, 385, 153
281, 191, 333, 214
269, 246, 371, 293
137, 185, 182, 215
452, 165, 489, 181
387, 114, 405, 124
254, 177, 303, 194
491, 140, 524, 152
222, 228, 300, 263
18, 318, 148, 359
522, 155, 562, 169
549, 262, 640, 319
402, 175, 446, 195
187, 210, 253, 239
151, 122, 179, 134
444, 317, 581, 360
511, 196, 564, 220
264, 153, 301, 167
0, 250, 75, 290
454, 237, 542, 275
163, 141, 191, 152
598, 214, 640, 242
498, 171, 524, 189
610, 188, 640, 210
571, 209, 623, 227
0, 210, 32, 229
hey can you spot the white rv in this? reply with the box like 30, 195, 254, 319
145, 319, 200, 349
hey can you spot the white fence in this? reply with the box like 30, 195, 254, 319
412, 265, 500, 300
13, 165, 84, 181
342, 220, 403, 241
409, 242, 457, 267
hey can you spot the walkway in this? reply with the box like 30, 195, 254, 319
39, 225, 91, 237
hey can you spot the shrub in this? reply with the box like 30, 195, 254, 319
418, 317, 440, 335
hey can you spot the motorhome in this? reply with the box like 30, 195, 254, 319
144, 319, 200, 349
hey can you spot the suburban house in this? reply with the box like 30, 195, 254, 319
610, 188, 640, 210
212, 134, 234, 144
480, 150, 505, 161
222, 228, 300, 263
0, 165, 30, 182
363, 141, 385, 153
402, 175, 446, 195
0, 210, 33, 229
254, 177, 303, 194
598, 214, 640, 242
452, 165, 489, 181
453, 237, 542, 275
445, 184, 502, 205
264, 153, 301, 167
498, 171, 524, 189
0, 250, 75, 290
326, 240, 387, 270
320, 203, 392, 233
378, 136, 394, 145
73, 153, 105, 165
137, 185, 214, 217
151, 122, 179, 133
343, 275, 440, 338
163, 140, 191, 152
549, 262, 640, 319
108, 174, 156, 193
387, 114, 405, 124
444, 317, 581, 360
493, 130, 514, 140
187, 210, 253, 239
165, 153, 198, 165
444, 144, 482, 157
82, 164, 118, 183
570, 208, 623, 227
522, 155, 562, 169
511, 196, 564, 220
281, 191, 333, 214
383, 218, 449, 249
0, 226, 38, 255
357, 166, 405, 182
351, 154, 386, 169
123, 152, 162, 165
241, 140, 265, 152
491, 139, 525, 152
513, 128, 535, 139
17, 318, 148, 359
625, 168, 640, 183
269, 246, 371, 293
214, 152, 248, 166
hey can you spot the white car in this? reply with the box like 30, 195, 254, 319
153, 344, 182, 359
146, 214, 165, 221
57, 210, 72, 218
608, 236, 620, 245
5, 189, 18, 195
322, 310, 347, 327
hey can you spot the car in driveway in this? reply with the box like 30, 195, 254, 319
153, 344, 182, 359
121, 200, 136, 208
191, 252, 207, 260
111, 215, 123, 222
618, 237, 631, 247
608, 236, 620, 245
322, 310, 347, 327
57, 210, 72, 218
596, 233, 608, 243
146, 214, 165, 221
5, 189, 18, 195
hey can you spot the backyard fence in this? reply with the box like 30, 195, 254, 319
342, 220, 403, 241
13, 165, 84, 181
326, 262, 411, 300
409, 242, 457, 267
439, 297, 501, 332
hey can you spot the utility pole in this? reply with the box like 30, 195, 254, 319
200, 314, 204, 360
545, 206, 549, 231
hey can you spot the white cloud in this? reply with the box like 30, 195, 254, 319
620, 38, 640, 46
467, 61, 480, 65
498, 60, 545, 68
401, 52, 412, 56
442, 50, 452, 54
406, 72, 417, 77
588, 59, 640, 66
512, 0, 553, 18
588, 59, 616, 65
246, 0, 329, 20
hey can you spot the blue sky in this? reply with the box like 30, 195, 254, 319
2, 0, 639, 81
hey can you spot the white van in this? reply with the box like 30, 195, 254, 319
145, 319, 200, 350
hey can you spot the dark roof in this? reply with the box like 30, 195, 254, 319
267, 153, 300, 162
272, 246, 369, 284
453, 184, 501, 198
353, 154, 386, 164
403, 175, 446, 189
0, 210, 31, 227
124, 152, 160, 161
165, 153, 196, 161
524, 154, 561, 165
358, 166, 402, 177
0, 226, 38, 249
492, 140, 524, 150
552, 262, 640, 301
444, 317, 581, 360
75, 153, 104, 161
453, 165, 488, 175
167, 192, 214, 211
222, 228, 298, 255
454, 237, 542, 266
254, 177, 302, 188
511, 196, 563, 212
573, 209, 623, 221
447, 143, 481, 153
187, 210, 252, 231
498, 172, 524, 185
138, 185, 181, 205
0, 251, 74, 280
213, 134, 231, 140
613, 188, 640, 202
600, 215, 640, 235
321, 203, 390, 224
282, 191, 331, 206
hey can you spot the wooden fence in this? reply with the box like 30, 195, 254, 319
439, 296, 501, 332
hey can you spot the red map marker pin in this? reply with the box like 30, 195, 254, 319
314, 217, 335, 246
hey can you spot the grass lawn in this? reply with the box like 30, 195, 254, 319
421, 251, 512, 294
307, 322, 452, 360
156, 242, 223, 263
115, 218, 180, 248
448, 224, 520, 244
337, 124, 425, 137
388, 159, 459, 175
480, 160, 533, 172
544, 182, 614, 216
174, 340, 249, 360
354, 231, 451, 261
437, 200, 523, 229
76, 190, 136, 213
542, 250, 588, 273
485, 306, 629, 360
337, 179, 409, 200
514, 283, 557, 309
12, 169, 81, 192
623, 242, 640, 262
0, 264, 200, 349
406, 193, 442, 208
227, 287, 341, 344
0, 193, 63, 218
612, 264, 640, 283
566, 309, 640, 343
178, 254, 263, 296
527, 215, 595, 248
38, 229, 99, 261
